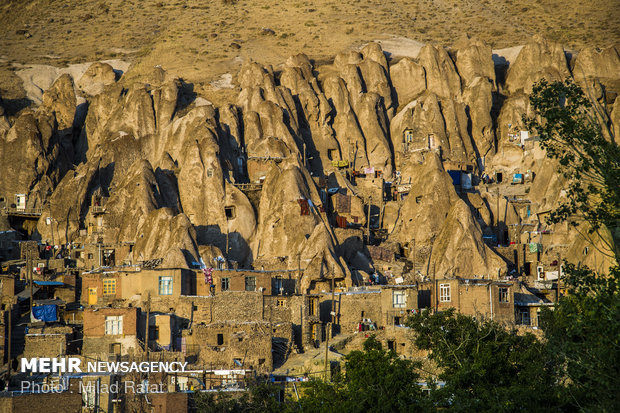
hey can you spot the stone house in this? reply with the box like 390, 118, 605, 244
81, 268, 192, 308
328, 285, 422, 334
514, 283, 554, 328
193, 268, 298, 296
23, 325, 75, 358
178, 291, 322, 353
183, 321, 293, 373
433, 277, 516, 324
82, 307, 141, 358
74, 242, 133, 269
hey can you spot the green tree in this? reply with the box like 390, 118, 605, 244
540, 264, 620, 411
526, 79, 620, 411
192, 381, 282, 413
297, 336, 429, 412
524, 78, 620, 259
407, 309, 558, 412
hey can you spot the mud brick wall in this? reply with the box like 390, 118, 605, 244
327, 290, 382, 334
177, 292, 264, 324
187, 321, 291, 372
0, 392, 82, 413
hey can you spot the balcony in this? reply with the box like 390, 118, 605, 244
2, 206, 42, 217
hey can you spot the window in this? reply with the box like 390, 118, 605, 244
105, 316, 123, 335
217, 333, 224, 346
224, 206, 236, 220
88, 253, 93, 259
393, 291, 406, 308
110, 343, 121, 354
276, 299, 285, 307
159, 276, 173, 295
245, 276, 256, 291
519, 309, 531, 326
439, 284, 451, 302
274, 277, 282, 293
207, 168, 214, 178
499, 287, 509, 303
308, 297, 317, 316
221, 277, 230, 291
103, 279, 116, 295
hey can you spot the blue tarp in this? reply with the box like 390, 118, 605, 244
32, 305, 57, 322
447, 170, 461, 185
33, 281, 65, 286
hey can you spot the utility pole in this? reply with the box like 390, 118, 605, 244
412, 238, 416, 274
28, 249, 33, 316
366, 196, 372, 243
379, 179, 384, 230
303, 142, 307, 168
145, 292, 151, 360
297, 254, 301, 295
324, 268, 336, 381
6, 304, 11, 389
226, 225, 229, 257
496, 187, 501, 245
432, 262, 437, 312
556, 253, 562, 303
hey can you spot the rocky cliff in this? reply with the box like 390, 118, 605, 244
2, 37, 618, 285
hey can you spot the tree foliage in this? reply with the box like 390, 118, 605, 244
297, 336, 429, 412
524, 79, 620, 259
539, 263, 620, 412
407, 309, 558, 412
526, 79, 620, 412
192, 381, 282, 413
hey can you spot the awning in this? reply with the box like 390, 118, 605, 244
17, 287, 40, 301
33, 280, 65, 286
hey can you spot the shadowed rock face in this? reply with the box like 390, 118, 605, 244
3, 37, 619, 282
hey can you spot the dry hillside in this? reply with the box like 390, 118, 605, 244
0, 0, 618, 108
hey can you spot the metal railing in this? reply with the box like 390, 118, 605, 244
2, 207, 43, 216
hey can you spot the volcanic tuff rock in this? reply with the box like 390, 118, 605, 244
0, 95, 9, 139
389, 58, 426, 108
0, 74, 77, 207
430, 200, 507, 278
3, 37, 620, 284
417, 44, 462, 100
505, 37, 571, 94
77, 62, 117, 96
573, 46, 620, 90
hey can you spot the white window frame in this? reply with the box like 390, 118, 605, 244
439, 284, 451, 302
158, 276, 173, 295
393, 290, 406, 308
105, 315, 123, 335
